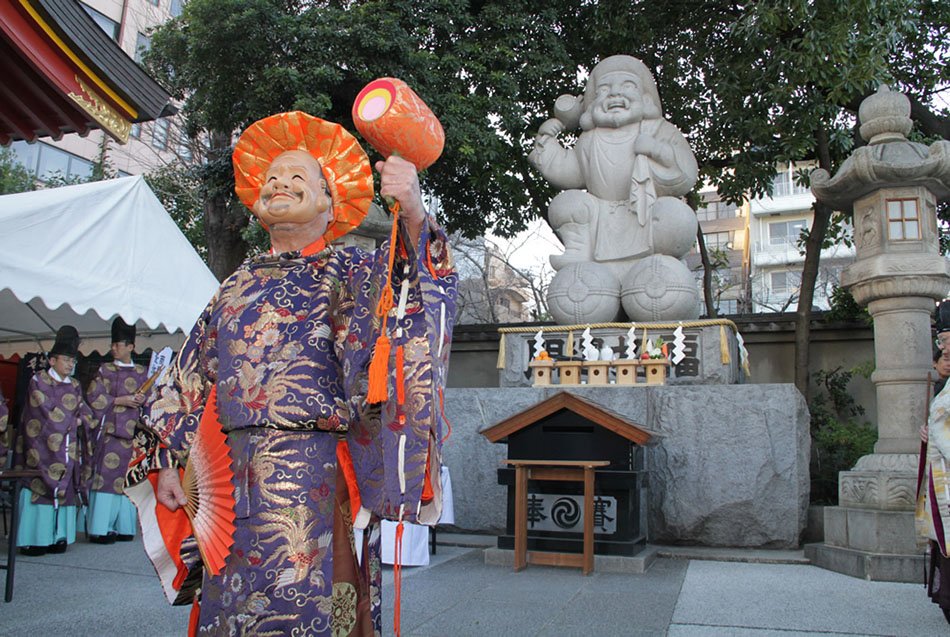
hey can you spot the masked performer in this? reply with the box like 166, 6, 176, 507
86, 317, 147, 543
14, 325, 96, 555
126, 111, 457, 636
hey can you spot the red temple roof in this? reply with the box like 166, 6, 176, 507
0, 0, 176, 144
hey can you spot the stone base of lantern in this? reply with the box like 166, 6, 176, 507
804, 453, 925, 582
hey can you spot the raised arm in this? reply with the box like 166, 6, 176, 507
528, 118, 586, 190
336, 157, 458, 526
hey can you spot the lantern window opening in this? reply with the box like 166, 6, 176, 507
885, 198, 920, 241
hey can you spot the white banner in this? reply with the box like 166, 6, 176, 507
524, 493, 617, 534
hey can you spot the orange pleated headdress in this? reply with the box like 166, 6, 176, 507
232, 111, 374, 243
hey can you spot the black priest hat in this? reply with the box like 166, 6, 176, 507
937, 301, 950, 335
111, 316, 136, 345
49, 325, 81, 358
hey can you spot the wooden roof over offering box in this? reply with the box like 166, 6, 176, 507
481, 390, 657, 446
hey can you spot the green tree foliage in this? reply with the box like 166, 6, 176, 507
0, 147, 35, 195
145, 0, 949, 309
825, 285, 872, 324
809, 366, 877, 504
144, 0, 581, 277
145, 163, 207, 262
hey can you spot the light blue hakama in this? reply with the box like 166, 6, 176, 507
86, 491, 137, 537
16, 489, 78, 547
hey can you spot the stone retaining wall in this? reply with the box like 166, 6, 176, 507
441, 384, 809, 548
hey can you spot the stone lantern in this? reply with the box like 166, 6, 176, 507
806, 85, 950, 581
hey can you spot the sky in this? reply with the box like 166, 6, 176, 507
488, 216, 562, 271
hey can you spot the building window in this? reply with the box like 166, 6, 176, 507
716, 299, 739, 315
696, 199, 738, 222
152, 119, 170, 149
10, 140, 38, 173
178, 135, 193, 160
768, 219, 807, 247
130, 123, 141, 139
10, 140, 93, 182
771, 169, 810, 198
770, 270, 802, 294
171, 0, 185, 17
886, 198, 920, 241
81, 4, 120, 41
704, 231, 732, 251
135, 33, 151, 63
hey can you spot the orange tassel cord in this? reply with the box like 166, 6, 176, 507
366, 201, 401, 404
335, 440, 362, 524
188, 598, 201, 637
421, 455, 434, 504
393, 521, 405, 637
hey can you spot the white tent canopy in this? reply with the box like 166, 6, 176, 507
0, 176, 219, 357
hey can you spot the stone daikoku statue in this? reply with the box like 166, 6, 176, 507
529, 55, 701, 324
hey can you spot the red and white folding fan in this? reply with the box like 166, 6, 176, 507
181, 385, 236, 576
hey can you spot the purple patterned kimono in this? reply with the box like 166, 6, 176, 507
87, 362, 148, 495
14, 370, 96, 506
134, 227, 456, 635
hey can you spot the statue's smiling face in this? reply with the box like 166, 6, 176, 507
590, 71, 645, 128
254, 150, 331, 230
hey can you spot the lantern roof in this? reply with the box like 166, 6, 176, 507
811, 85, 950, 211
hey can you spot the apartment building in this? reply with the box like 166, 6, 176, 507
685, 190, 751, 316
9, 0, 186, 181
688, 163, 857, 316
454, 237, 533, 324
748, 162, 855, 313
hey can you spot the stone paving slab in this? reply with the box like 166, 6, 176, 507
671, 559, 945, 636
384, 548, 688, 637
1, 535, 948, 636
0, 539, 186, 637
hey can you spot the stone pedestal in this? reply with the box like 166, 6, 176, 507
805, 453, 924, 581
807, 86, 950, 582
443, 385, 809, 547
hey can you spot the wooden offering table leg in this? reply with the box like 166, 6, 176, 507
513, 465, 528, 571
505, 460, 608, 575
583, 465, 594, 576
